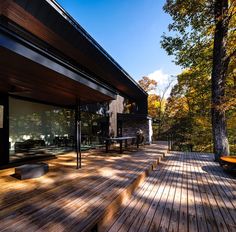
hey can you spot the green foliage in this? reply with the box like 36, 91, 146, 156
138, 76, 160, 120
161, 0, 236, 153
138, 76, 172, 139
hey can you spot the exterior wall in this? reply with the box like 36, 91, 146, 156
0, 93, 9, 165
108, 94, 152, 143
0, 1, 150, 166
122, 118, 152, 144
109, 95, 124, 137
136, 96, 148, 114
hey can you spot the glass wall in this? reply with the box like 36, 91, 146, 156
8, 98, 110, 162
9, 97, 75, 162
80, 102, 109, 148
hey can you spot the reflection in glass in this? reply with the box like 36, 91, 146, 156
9, 98, 110, 162
9, 97, 75, 162
80, 102, 109, 148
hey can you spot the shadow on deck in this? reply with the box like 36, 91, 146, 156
0, 142, 168, 232
105, 151, 236, 232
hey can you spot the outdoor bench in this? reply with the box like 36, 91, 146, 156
15, 163, 49, 180
220, 156, 236, 172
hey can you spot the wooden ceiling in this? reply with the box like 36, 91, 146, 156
0, 0, 147, 100
0, 47, 114, 107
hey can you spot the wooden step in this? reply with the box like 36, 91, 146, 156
0, 143, 168, 232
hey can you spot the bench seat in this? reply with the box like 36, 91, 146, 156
220, 156, 236, 171
15, 163, 49, 180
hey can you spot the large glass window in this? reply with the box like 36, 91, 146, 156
9, 98, 110, 161
80, 102, 109, 148
9, 97, 75, 162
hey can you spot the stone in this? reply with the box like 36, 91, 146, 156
15, 163, 49, 180
122, 119, 151, 144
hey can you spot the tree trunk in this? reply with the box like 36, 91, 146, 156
211, 0, 230, 161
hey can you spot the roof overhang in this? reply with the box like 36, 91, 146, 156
0, 28, 116, 107
0, 0, 147, 100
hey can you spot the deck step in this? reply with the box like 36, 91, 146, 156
0, 143, 168, 232
104, 151, 236, 232
93, 148, 168, 232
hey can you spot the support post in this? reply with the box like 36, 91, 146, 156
75, 99, 81, 169
168, 135, 170, 151
170, 134, 173, 151
78, 99, 81, 168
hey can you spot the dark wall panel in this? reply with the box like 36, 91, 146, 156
0, 93, 9, 165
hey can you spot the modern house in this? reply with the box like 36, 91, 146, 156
0, 0, 152, 166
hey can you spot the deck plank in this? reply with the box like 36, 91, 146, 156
0, 143, 167, 232
178, 153, 188, 232
186, 154, 198, 232
148, 155, 178, 231
107, 151, 236, 232
129, 155, 177, 232
167, 154, 183, 232
1, 144, 236, 232
136, 157, 174, 232
109, 157, 172, 232
156, 154, 181, 232
189, 154, 208, 232
195, 152, 236, 231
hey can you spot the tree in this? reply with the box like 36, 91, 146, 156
164, 68, 213, 152
138, 76, 158, 92
138, 76, 159, 118
161, 0, 236, 160
155, 77, 175, 137
211, 0, 232, 160
138, 76, 174, 139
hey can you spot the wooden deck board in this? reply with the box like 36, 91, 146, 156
167, 155, 183, 232
107, 151, 236, 232
143, 159, 173, 230
1, 145, 236, 232
138, 156, 176, 232
195, 152, 236, 231
0, 143, 168, 232
189, 155, 208, 232
106, 171, 155, 232
107, 156, 171, 232
156, 154, 182, 232
122, 156, 176, 232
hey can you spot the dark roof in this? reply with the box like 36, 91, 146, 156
12, 0, 147, 100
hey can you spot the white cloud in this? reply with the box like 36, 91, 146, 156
147, 69, 176, 97
148, 69, 169, 87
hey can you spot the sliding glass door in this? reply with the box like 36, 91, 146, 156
9, 97, 75, 162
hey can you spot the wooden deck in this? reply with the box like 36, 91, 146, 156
105, 152, 236, 232
0, 143, 167, 232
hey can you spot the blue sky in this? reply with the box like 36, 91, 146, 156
56, 0, 181, 90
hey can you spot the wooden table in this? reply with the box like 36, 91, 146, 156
105, 136, 137, 153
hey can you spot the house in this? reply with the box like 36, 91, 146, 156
0, 0, 152, 165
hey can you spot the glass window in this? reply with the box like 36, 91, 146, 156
9, 97, 75, 162
80, 103, 109, 147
